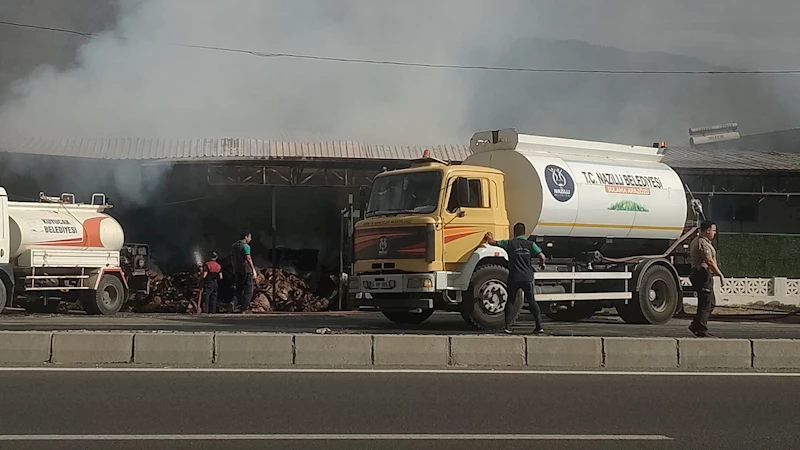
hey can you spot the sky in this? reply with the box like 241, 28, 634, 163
1, 0, 800, 146
515, 1, 800, 69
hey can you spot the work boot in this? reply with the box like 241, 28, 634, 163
689, 325, 711, 338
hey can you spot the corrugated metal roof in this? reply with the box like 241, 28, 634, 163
663, 146, 800, 171
3, 135, 800, 172
0, 135, 471, 162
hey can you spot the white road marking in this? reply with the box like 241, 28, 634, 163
0, 367, 797, 376
0, 434, 672, 441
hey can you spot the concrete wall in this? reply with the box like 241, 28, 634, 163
681, 276, 800, 308
2, 331, 799, 370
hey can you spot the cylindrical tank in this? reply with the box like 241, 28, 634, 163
7, 203, 124, 259
464, 139, 687, 242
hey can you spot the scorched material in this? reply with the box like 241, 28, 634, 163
128, 268, 331, 313
253, 269, 330, 313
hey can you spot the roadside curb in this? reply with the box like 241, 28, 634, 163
1, 331, 799, 369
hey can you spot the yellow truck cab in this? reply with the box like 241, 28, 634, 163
348, 129, 701, 330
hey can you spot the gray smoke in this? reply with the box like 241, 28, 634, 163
2, 0, 800, 148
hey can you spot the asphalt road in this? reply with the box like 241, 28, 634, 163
0, 369, 797, 449
1, 310, 799, 339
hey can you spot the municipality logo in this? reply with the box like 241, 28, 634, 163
545, 165, 574, 202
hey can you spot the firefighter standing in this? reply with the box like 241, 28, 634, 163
688, 220, 726, 338
200, 251, 222, 314
231, 232, 257, 313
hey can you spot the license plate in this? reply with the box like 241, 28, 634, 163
366, 280, 395, 290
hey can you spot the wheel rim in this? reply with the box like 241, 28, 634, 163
477, 280, 507, 315
102, 284, 119, 307
648, 279, 669, 313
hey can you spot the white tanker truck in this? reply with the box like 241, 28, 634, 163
349, 128, 704, 329
0, 188, 150, 315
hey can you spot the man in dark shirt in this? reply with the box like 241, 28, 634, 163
200, 251, 222, 314
231, 232, 257, 313
484, 222, 547, 335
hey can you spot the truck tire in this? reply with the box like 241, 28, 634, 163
461, 264, 509, 330
382, 309, 434, 324
617, 265, 679, 325
542, 302, 597, 322
81, 275, 125, 316
0, 280, 7, 314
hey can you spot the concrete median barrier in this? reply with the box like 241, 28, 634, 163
752, 339, 800, 369
373, 335, 448, 366
679, 338, 752, 369
215, 333, 294, 365
134, 332, 214, 365
52, 332, 132, 364
0, 331, 52, 363
7, 330, 800, 370
527, 337, 602, 368
294, 334, 372, 366
604, 337, 678, 369
450, 336, 525, 367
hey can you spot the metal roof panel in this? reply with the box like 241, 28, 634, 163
2, 135, 800, 171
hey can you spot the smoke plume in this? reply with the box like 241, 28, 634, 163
2, 0, 800, 147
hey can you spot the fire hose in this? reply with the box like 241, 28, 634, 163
195, 286, 203, 315
195, 265, 204, 315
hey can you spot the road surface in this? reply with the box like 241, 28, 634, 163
1, 310, 799, 339
0, 368, 796, 449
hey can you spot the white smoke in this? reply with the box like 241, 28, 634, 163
191, 247, 203, 267
1, 0, 800, 146
0, 0, 496, 145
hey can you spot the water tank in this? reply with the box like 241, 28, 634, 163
7, 203, 124, 259
464, 130, 688, 241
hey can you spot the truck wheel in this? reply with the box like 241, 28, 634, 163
617, 265, 679, 325
0, 280, 7, 313
382, 309, 434, 324
82, 275, 125, 316
461, 264, 508, 330
542, 302, 597, 322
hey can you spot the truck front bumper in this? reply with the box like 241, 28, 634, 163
347, 272, 461, 310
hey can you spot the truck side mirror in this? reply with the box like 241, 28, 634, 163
455, 177, 470, 208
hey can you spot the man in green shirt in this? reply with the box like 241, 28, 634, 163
231, 232, 257, 313
484, 222, 547, 334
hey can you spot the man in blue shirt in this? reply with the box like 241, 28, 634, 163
484, 222, 546, 335
231, 232, 257, 314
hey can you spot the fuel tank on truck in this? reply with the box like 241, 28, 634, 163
7, 201, 125, 260
464, 129, 687, 256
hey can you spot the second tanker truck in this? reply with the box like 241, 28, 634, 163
0, 188, 150, 315
348, 128, 703, 329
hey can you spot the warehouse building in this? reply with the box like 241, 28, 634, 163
2, 134, 800, 281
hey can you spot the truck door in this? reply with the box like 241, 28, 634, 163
442, 176, 495, 266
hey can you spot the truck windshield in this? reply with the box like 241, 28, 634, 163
365, 171, 442, 217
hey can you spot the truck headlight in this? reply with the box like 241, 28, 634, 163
348, 278, 361, 291
407, 278, 433, 289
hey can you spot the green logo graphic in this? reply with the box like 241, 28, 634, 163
608, 200, 649, 212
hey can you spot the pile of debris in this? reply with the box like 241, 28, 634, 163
126, 267, 334, 314
125, 270, 199, 313
251, 268, 332, 313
